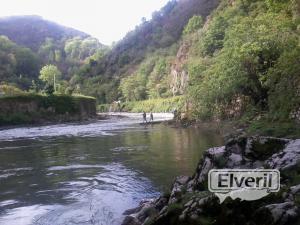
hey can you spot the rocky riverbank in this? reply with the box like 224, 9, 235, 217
122, 136, 300, 225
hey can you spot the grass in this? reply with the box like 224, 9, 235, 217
98, 96, 184, 113
246, 119, 300, 139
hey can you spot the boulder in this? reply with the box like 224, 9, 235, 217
267, 139, 300, 171
255, 202, 299, 225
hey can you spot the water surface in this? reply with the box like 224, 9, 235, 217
0, 114, 223, 225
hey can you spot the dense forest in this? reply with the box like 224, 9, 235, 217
0, 0, 299, 127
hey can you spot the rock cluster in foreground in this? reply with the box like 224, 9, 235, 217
122, 136, 300, 225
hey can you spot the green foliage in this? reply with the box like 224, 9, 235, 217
120, 73, 147, 101
118, 48, 177, 103
0, 35, 40, 89
97, 104, 110, 112
247, 117, 300, 138
44, 84, 55, 95
0, 84, 25, 96
121, 96, 184, 113
147, 58, 171, 98
266, 47, 300, 120
80, 77, 120, 104
199, 15, 228, 56
39, 65, 62, 93
183, 15, 204, 35
39, 65, 61, 83
187, 0, 300, 121
265, 0, 291, 12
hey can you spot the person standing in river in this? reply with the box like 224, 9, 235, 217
150, 112, 154, 123
142, 111, 147, 123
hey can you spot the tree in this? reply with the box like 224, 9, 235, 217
39, 65, 62, 92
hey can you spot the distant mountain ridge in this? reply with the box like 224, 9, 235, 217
0, 15, 89, 51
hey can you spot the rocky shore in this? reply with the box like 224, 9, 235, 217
122, 136, 300, 225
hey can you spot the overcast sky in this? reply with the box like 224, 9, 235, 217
0, 0, 170, 45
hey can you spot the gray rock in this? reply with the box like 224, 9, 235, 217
169, 176, 190, 204
267, 139, 300, 171
227, 153, 243, 168
290, 184, 300, 195
207, 146, 226, 160
176, 175, 190, 185
261, 202, 299, 225
121, 215, 141, 225
184, 199, 193, 207
197, 157, 214, 183
123, 205, 143, 215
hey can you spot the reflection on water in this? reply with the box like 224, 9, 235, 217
0, 117, 223, 225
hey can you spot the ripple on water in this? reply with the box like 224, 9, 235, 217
47, 165, 104, 171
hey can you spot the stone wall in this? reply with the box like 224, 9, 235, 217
0, 95, 96, 125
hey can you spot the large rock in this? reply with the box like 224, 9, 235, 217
254, 202, 299, 225
267, 139, 300, 171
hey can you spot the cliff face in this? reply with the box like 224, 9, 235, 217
170, 42, 190, 96
0, 95, 96, 125
122, 136, 300, 225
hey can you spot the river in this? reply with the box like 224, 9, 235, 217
0, 113, 223, 225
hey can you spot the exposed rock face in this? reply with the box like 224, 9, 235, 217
170, 42, 190, 96
122, 136, 300, 225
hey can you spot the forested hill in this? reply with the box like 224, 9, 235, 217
100, 0, 220, 77
0, 16, 107, 90
0, 16, 88, 51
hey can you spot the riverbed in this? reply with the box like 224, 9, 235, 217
0, 113, 223, 225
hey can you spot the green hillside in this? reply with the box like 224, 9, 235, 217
0, 16, 107, 91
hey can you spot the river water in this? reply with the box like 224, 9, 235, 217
0, 113, 223, 225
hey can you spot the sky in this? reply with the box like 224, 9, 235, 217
0, 0, 170, 45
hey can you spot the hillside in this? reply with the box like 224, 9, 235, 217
0, 16, 107, 90
0, 15, 88, 51
100, 0, 220, 77
77, 0, 221, 103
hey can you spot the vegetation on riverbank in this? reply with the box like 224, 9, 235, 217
185, 0, 300, 122
0, 93, 96, 125
98, 96, 184, 113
